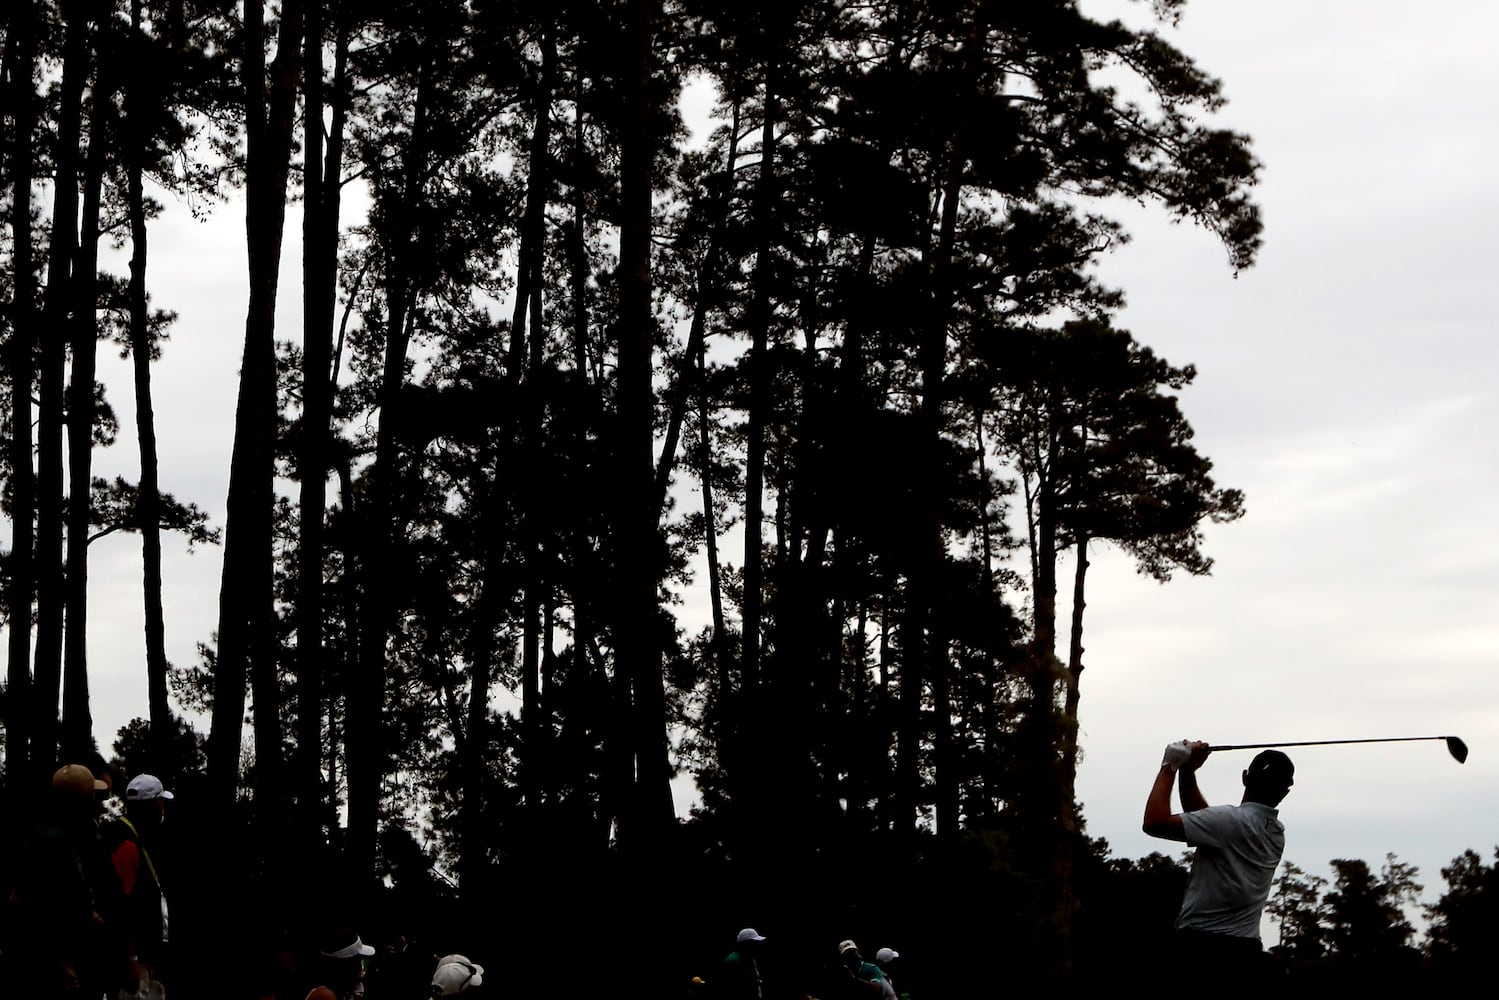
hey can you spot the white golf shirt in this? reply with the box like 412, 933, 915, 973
1177, 801, 1285, 940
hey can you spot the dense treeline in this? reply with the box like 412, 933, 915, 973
1082, 844, 1499, 990
8, 0, 1481, 994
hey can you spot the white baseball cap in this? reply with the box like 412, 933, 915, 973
433, 955, 484, 995
125, 774, 174, 802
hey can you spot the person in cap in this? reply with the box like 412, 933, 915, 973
1143, 740, 1294, 985
836, 940, 885, 996
7, 765, 110, 997
305, 926, 376, 1000
720, 927, 766, 1000
430, 953, 485, 996
106, 773, 174, 994
872, 948, 899, 1000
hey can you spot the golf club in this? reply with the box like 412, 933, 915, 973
1207, 735, 1468, 764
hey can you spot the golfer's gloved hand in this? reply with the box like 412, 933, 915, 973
1161, 741, 1193, 772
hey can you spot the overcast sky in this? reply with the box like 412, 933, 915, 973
1069, 0, 1499, 927
76, 0, 1499, 935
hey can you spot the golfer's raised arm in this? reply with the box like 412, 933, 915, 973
1143, 741, 1192, 840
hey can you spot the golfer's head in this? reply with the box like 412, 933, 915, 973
1243, 749, 1295, 805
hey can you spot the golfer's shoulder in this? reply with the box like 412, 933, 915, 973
1184, 803, 1238, 824
1179, 802, 1238, 839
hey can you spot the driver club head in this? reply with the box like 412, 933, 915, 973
1446, 736, 1470, 764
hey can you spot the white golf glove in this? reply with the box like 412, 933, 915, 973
1161, 741, 1193, 772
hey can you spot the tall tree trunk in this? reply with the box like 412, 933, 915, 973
1024, 437, 1069, 973
912, 29, 979, 843
510, 21, 556, 823
895, 154, 962, 847
1062, 530, 1088, 803
765, 275, 830, 848
741, 58, 778, 704
561, 92, 607, 858
350, 24, 433, 879
206, 0, 304, 836
295, 0, 347, 864
1029, 457, 1060, 755
1028, 459, 1060, 763
800, 273, 843, 838
61, 7, 111, 760
614, 0, 672, 853
122, 0, 172, 776
5, 0, 38, 788
738, 46, 779, 856
834, 222, 880, 835
975, 415, 1002, 811
827, 21, 903, 842
295, 0, 327, 857
33, 0, 91, 770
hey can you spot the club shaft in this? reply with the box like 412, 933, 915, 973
1208, 736, 1448, 751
